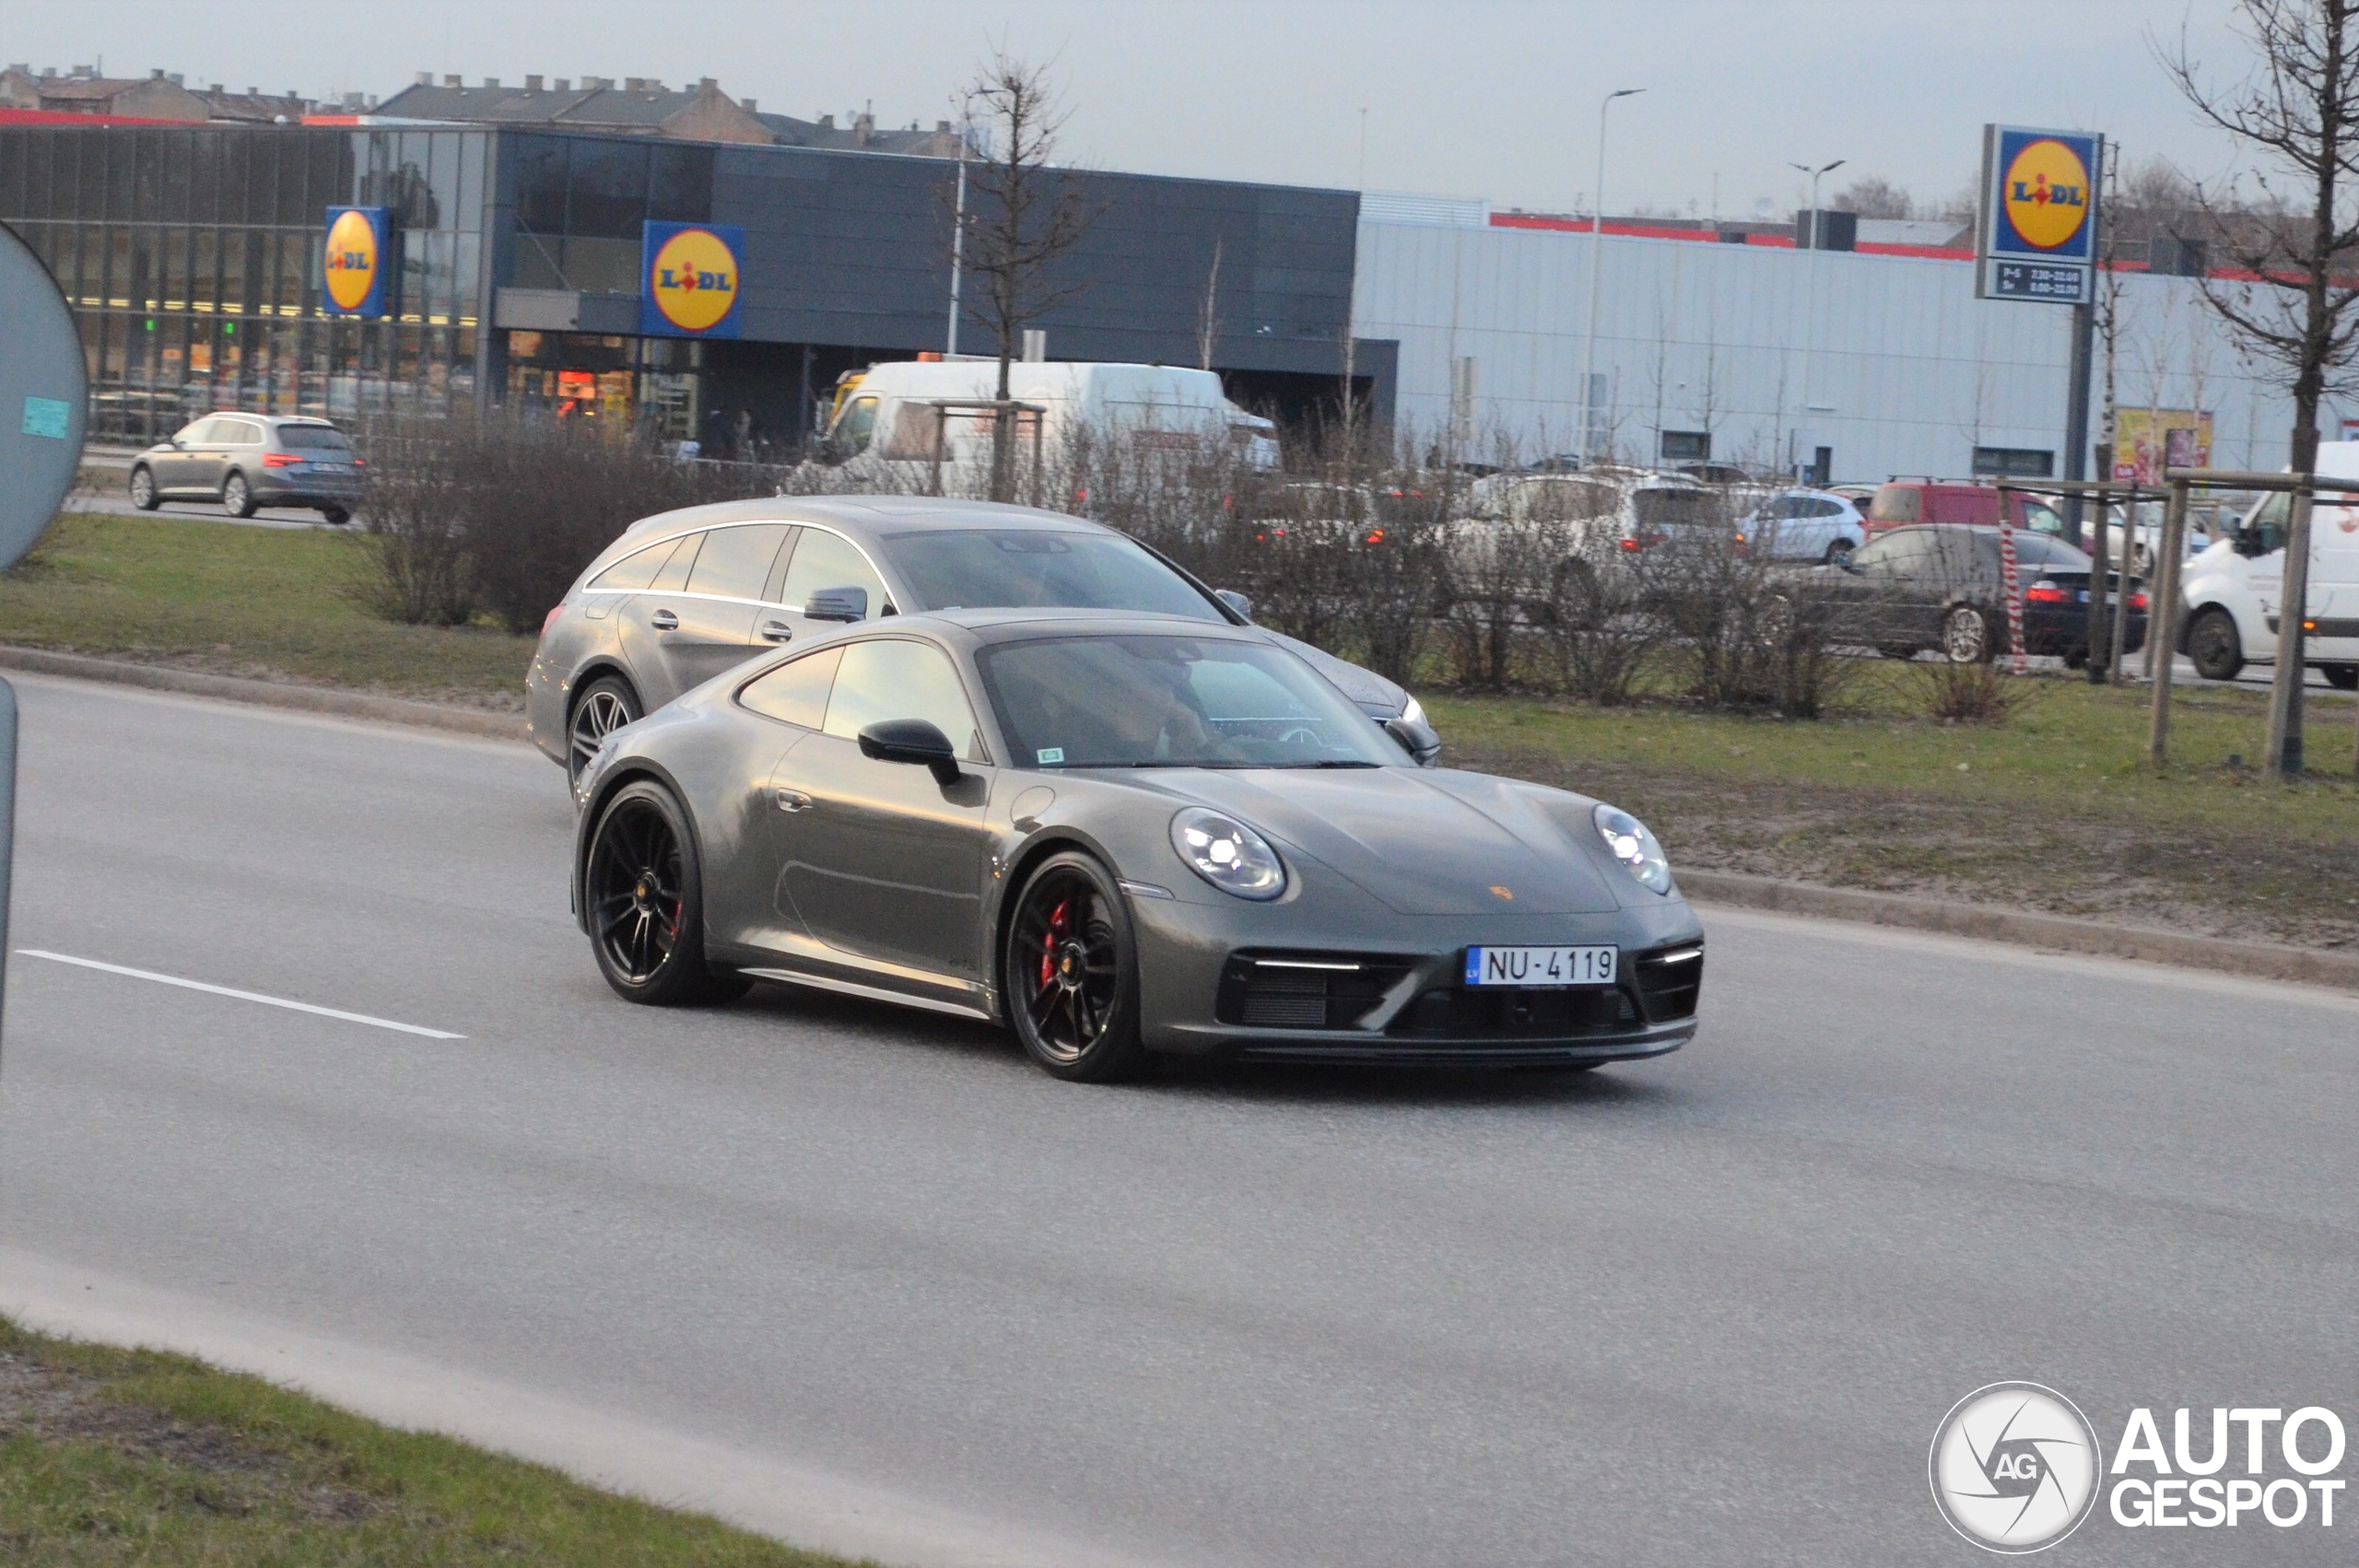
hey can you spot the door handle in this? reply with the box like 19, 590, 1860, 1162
757, 619, 793, 643
650, 609, 679, 631
775, 789, 812, 813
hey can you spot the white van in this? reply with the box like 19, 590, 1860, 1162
819, 359, 1279, 479
2177, 440, 2359, 688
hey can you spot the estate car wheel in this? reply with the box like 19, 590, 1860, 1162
1823, 537, 1855, 567
1941, 604, 1992, 663
2186, 608, 2244, 682
128, 466, 159, 510
2325, 663, 2359, 691
320, 505, 351, 526
221, 472, 257, 518
569, 675, 641, 782
582, 779, 746, 1006
1004, 850, 1145, 1082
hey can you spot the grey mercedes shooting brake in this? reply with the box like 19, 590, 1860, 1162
527, 496, 1440, 781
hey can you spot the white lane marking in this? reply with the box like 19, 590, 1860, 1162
16, 950, 466, 1039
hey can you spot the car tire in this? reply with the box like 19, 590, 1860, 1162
2186, 607, 2244, 681
1004, 849, 1146, 1083
1878, 644, 1920, 662
581, 779, 746, 1006
221, 471, 257, 518
128, 465, 160, 510
320, 505, 351, 526
1941, 604, 1992, 664
1822, 537, 1855, 567
2325, 663, 2359, 691
568, 675, 641, 783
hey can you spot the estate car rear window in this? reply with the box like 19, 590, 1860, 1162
276, 425, 352, 451
882, 530, 1222, 621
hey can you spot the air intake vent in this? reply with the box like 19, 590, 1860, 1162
1216, 954, 1414, 1031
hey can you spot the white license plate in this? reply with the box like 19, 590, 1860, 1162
1462, 944, 1617, 989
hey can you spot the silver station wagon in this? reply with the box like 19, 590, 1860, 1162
526, 496, 1439, 781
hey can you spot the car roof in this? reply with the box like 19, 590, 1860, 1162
863, 606, 1274, 648
622, 494, 1111, 543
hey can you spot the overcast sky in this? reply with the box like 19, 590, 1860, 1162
9, 0, 2253, 217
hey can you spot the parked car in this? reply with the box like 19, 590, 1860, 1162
1800, 524, 2146, 663
128, 413, 363, 523
528, 496, 1441, 782
2177, 453, 2359, 687
1865, 480, 2068, 544
1735, 487, 1867, 564
569, 609, 1705, 1080
1469, 468, 1728, 555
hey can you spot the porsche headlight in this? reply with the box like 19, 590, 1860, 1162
1593, 803, 1672, 895
1170, 808, 1286, 900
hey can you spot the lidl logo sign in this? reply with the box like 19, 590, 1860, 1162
640, 222, 745, 338
321, 206, 391, 317
2001, 138, 2093, 252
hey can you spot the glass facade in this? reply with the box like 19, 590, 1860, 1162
0, 124, 489, 443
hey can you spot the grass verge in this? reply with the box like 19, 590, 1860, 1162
0, 513, 532, 708
1432, 665, 2359, 952
0, 1316, 871, 1567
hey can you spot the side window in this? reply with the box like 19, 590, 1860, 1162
834, 396, 879, 456
776, 528, 888, 611
1806, 497, 1845, 520
225, 418, 264, 446
738, 646, 842, 730
2021, 500, 2066, 536
588, 539, 678, 591
2246, 493, 2291, 554
649, 532, 703, 592
823, 638, 987, 762
178, 416, 220, 445
687, 523, 790, 601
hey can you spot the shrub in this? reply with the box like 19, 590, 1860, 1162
1912, 658, 2042, 725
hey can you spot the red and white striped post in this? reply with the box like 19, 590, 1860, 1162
1998, 509, 2027, 675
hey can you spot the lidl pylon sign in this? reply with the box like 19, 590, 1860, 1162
1975, 125, 2102, 305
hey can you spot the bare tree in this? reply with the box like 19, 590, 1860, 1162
1832, 175, 1915, 218
2163, 0, 2359, 773
1196, 235, 1223, 372
957, 53, 1101, 500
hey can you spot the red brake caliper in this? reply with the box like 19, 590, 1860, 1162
1039, 897, 1069, 989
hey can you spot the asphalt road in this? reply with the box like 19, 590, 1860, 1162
3, 673, 2355, 1567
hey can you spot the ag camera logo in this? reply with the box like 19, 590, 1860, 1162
1929, 1383, 2102, 1553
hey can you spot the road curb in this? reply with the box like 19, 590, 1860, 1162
0, 645, 529, 742
1679, 868, 2359, 991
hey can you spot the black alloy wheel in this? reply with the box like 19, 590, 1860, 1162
1941, 604, 1992, 664
569, 675, 641, 782
582, 779, 746, 1005
2187, 607, 2244, 682
128, 466, 159, 510
221, 471, 257, 518
1005, 851, 1145, 1082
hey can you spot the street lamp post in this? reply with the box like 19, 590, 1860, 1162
1577, 87, 1644, 466
1788, 158, 1844, 482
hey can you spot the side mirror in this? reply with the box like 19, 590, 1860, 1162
1383, 714, 1442, 767
804, 585, 868, 623
1215, 588, 1252, 621
858, 719, 961, 786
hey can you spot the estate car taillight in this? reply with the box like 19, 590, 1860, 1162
2025, 579, 2071, 604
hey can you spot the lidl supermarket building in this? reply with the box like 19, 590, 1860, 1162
0, 115, 1380, 448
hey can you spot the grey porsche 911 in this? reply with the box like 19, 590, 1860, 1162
570, 610, 1703, 1081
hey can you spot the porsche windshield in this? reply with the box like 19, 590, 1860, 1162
979, 635, 1396, 769
883, 530, 1223, 620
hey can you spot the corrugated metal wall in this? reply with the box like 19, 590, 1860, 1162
1355, 216, 2307, 480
